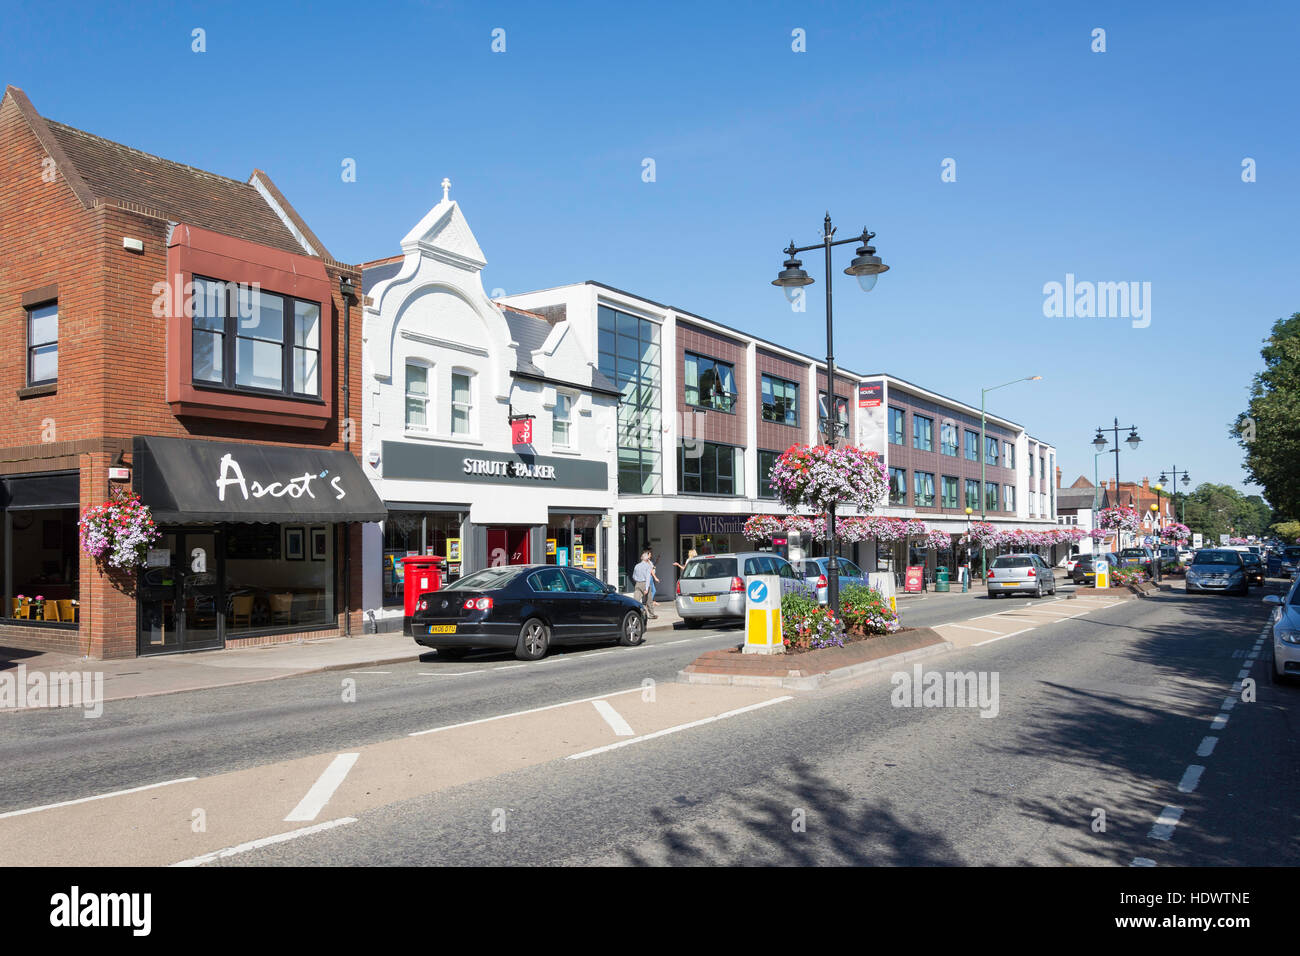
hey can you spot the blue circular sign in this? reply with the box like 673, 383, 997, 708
747, 580, 768, 603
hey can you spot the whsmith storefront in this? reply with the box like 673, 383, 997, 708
365, 440, 615, 622
132, 436, 385, 655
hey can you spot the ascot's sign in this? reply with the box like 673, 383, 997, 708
216, 453, 348, 500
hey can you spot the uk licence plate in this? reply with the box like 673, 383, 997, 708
427, 625, 456, 634
692, 596, 717, 603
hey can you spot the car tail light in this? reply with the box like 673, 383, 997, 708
463, 597, 493, 611
676, 580, 681, 596
730, 576, 744, 592
817, 575, 828, 588
987, 569, 995, 578
1027, 568, 1035, 576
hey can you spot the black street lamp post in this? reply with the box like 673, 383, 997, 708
1159, 467, 1192, 525
772, 214, 888, 613
1091, 418, 1142, 550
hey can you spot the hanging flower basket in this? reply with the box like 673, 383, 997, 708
79, 488, 162, 570
1160, 522, 1191, 542
742, 515, 786, 541
925, 527, 952, 550
783, 514, 828, 538
1097, 507, 1142, 533
769, 444, 889, 513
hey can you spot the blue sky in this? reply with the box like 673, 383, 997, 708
4, 0, 1296, 499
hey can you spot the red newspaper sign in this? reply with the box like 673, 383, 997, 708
904, 565, 925, 593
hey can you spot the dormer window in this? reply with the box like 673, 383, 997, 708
191, 276, 321, 399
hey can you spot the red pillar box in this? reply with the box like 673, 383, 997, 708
402, 555, 445, 635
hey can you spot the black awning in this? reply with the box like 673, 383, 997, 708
134, 436, 386, 524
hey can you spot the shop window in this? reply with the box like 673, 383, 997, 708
27, 301, 58, 386
889, 467, 907, 506
382, 511, 463, 606
405, 362, 429, 431
547, 514, 599, 571
761, 374, 799, 427
223, 523, 333, 633
685, 352, 737, 412
3, 507, 79, 623
191, 276, 321, 399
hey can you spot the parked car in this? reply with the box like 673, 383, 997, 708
1264, 578, 1300, 683
1177, 549, 1194, 564
1185, 549, 1249, 596
676, 552, 814, 626
987, 553, 1057, 598
1241, 550, 1265, 586
411, 565, 646, 661
1282, 546, 1300, 577
1072, 552, 1120, 586
796, 556, 871, 604
1059, 554, 1082, 574
1119, 547, 1157, 574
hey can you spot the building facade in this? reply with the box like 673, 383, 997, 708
0, 86, 382, 659
358, 194, 618, 626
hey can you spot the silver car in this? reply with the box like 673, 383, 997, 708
796, 557, 870, 604
675, 552, 813, 627
987, 553, 1057, 598
1185, 549, 1248, 595
1264, 577, 1300, 683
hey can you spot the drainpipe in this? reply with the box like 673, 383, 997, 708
339, 275, 357, 638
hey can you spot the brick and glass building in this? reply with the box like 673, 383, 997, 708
0, 86, 383, 659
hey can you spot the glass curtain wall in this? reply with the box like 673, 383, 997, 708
598, 306, 661, 495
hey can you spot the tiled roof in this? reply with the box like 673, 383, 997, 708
501, 307, 552, 376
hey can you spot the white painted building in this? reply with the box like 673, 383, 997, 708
359, 186, 619, 624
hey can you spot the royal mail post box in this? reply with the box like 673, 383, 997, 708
402, 555, 445, 635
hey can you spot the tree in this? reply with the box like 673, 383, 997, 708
1272, 520, 1300, 544
1180, 483, 1269, 542
1236, 312, 1300, 519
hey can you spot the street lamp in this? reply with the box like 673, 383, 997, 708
1091, 418, 1141, 548
772, 213, 888, 613
1159, 467, 1191, 524
964, 506, 974, 591
979, 376, 1042, 581
1150, 485, 1163, 584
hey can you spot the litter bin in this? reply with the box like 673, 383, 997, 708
402, 555, 445, 636
935, 567, 950, 592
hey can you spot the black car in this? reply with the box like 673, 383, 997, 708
411, 564, 647, 661
1072, 552, 1120, 585
1241, 551, 1265, 586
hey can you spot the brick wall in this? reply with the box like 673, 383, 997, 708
754, 349, 810, 455
676, 321, 747, 447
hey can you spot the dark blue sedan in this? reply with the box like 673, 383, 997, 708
412, 565, 647, 661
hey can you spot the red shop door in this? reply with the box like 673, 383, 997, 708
487, 527, 532, 566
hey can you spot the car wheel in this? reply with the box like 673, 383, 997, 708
1034, 581, 1043, 598
515, 618, 551, 661
619, 610, 645, 646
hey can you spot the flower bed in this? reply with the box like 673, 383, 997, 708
780, 584, 899, 652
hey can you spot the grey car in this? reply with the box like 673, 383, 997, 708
987, 552, 1057, 598
1185, 549, 1248, 595
1264, 576, 1300, 682
675, 552, 814, 627
796, 556, 870, 604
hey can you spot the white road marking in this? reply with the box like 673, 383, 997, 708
1148, 806, 1184, 841
1196, 737, 1218, 757
568, 696, 794, 760
488, 664, 527, 672
417, 671, 480, 677
591, 699, 635, 736
657, 639, 690, 646
1236, 668, 1250, 679
1130, 857, 1157, 867
409, 687, 643, 736
347, 671, 391, 675
972, 628, 1033, 647
1211, 714, 1228, 731
1177, 765, 1206, 794
285, 753, 359, 822
942, 623, 1003, 635
171, 817, 357, 867
0, 777, 198, 821
1222, 697, 1237, 711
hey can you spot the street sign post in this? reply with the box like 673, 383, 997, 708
742, 575, 784, 655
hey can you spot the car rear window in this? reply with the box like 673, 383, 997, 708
683, 557, 738, 579
992, 556, 1032, 568
1120, 549, 1147, 558
1192, 551, 1241, 566
443, 567, 524, 591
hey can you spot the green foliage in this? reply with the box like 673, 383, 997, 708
1179, 483, 1274, 542
838, 583, 901, 635
1272, 520, 1300, 543
1238, 312, 1300, 519
780, 592, 819, 642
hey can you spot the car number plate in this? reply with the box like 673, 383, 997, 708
692, 596, 717, 603
1001, 582, 1018, 587
427, 625, 457, 634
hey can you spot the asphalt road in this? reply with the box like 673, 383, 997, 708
2, 576, 1294, 866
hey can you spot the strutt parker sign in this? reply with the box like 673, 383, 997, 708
382, 442, 607, 491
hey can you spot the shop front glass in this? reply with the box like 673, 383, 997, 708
1, 473, 80, 626
546, 513, 600, 573
382, 511, 463, 606
223, 523, 334, 634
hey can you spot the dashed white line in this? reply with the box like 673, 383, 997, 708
1211, 714, 1228, 731
942, 623, 1003, 635
285, 753, 359, 822
972, 628, 1033, 647
1148, 806, 1184, 841
568, 696, 794, 760
0, 777, 199, 821
171, 817, 357, 867
416, 671, 480, 677
591, 699, 635, 736
1196, 737, 1218, 757
1222, 696, 1237, 711
409, 686, 643, 736
1177, 765, 1206, 794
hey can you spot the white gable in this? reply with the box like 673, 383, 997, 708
400, 199, 486, 271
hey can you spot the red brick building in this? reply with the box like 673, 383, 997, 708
0, 86, 383, 659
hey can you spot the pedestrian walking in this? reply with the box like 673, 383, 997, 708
632, 550, 658, 619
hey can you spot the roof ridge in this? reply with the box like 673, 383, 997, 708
44, 118, 258, 190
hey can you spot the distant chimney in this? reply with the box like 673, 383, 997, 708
1142, 476, 1150, 492
1056, 465, 1062, 489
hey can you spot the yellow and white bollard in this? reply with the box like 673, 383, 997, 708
742, 575, 784, 654
1095, 557, 1109, 589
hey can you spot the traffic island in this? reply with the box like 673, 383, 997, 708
679, 627, 951, 690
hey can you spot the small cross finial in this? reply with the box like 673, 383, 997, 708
441, 178, 451, 202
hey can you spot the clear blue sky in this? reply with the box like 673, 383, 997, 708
5, 0, 1296, 500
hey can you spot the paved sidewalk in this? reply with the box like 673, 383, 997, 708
0, 600, 687, 708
